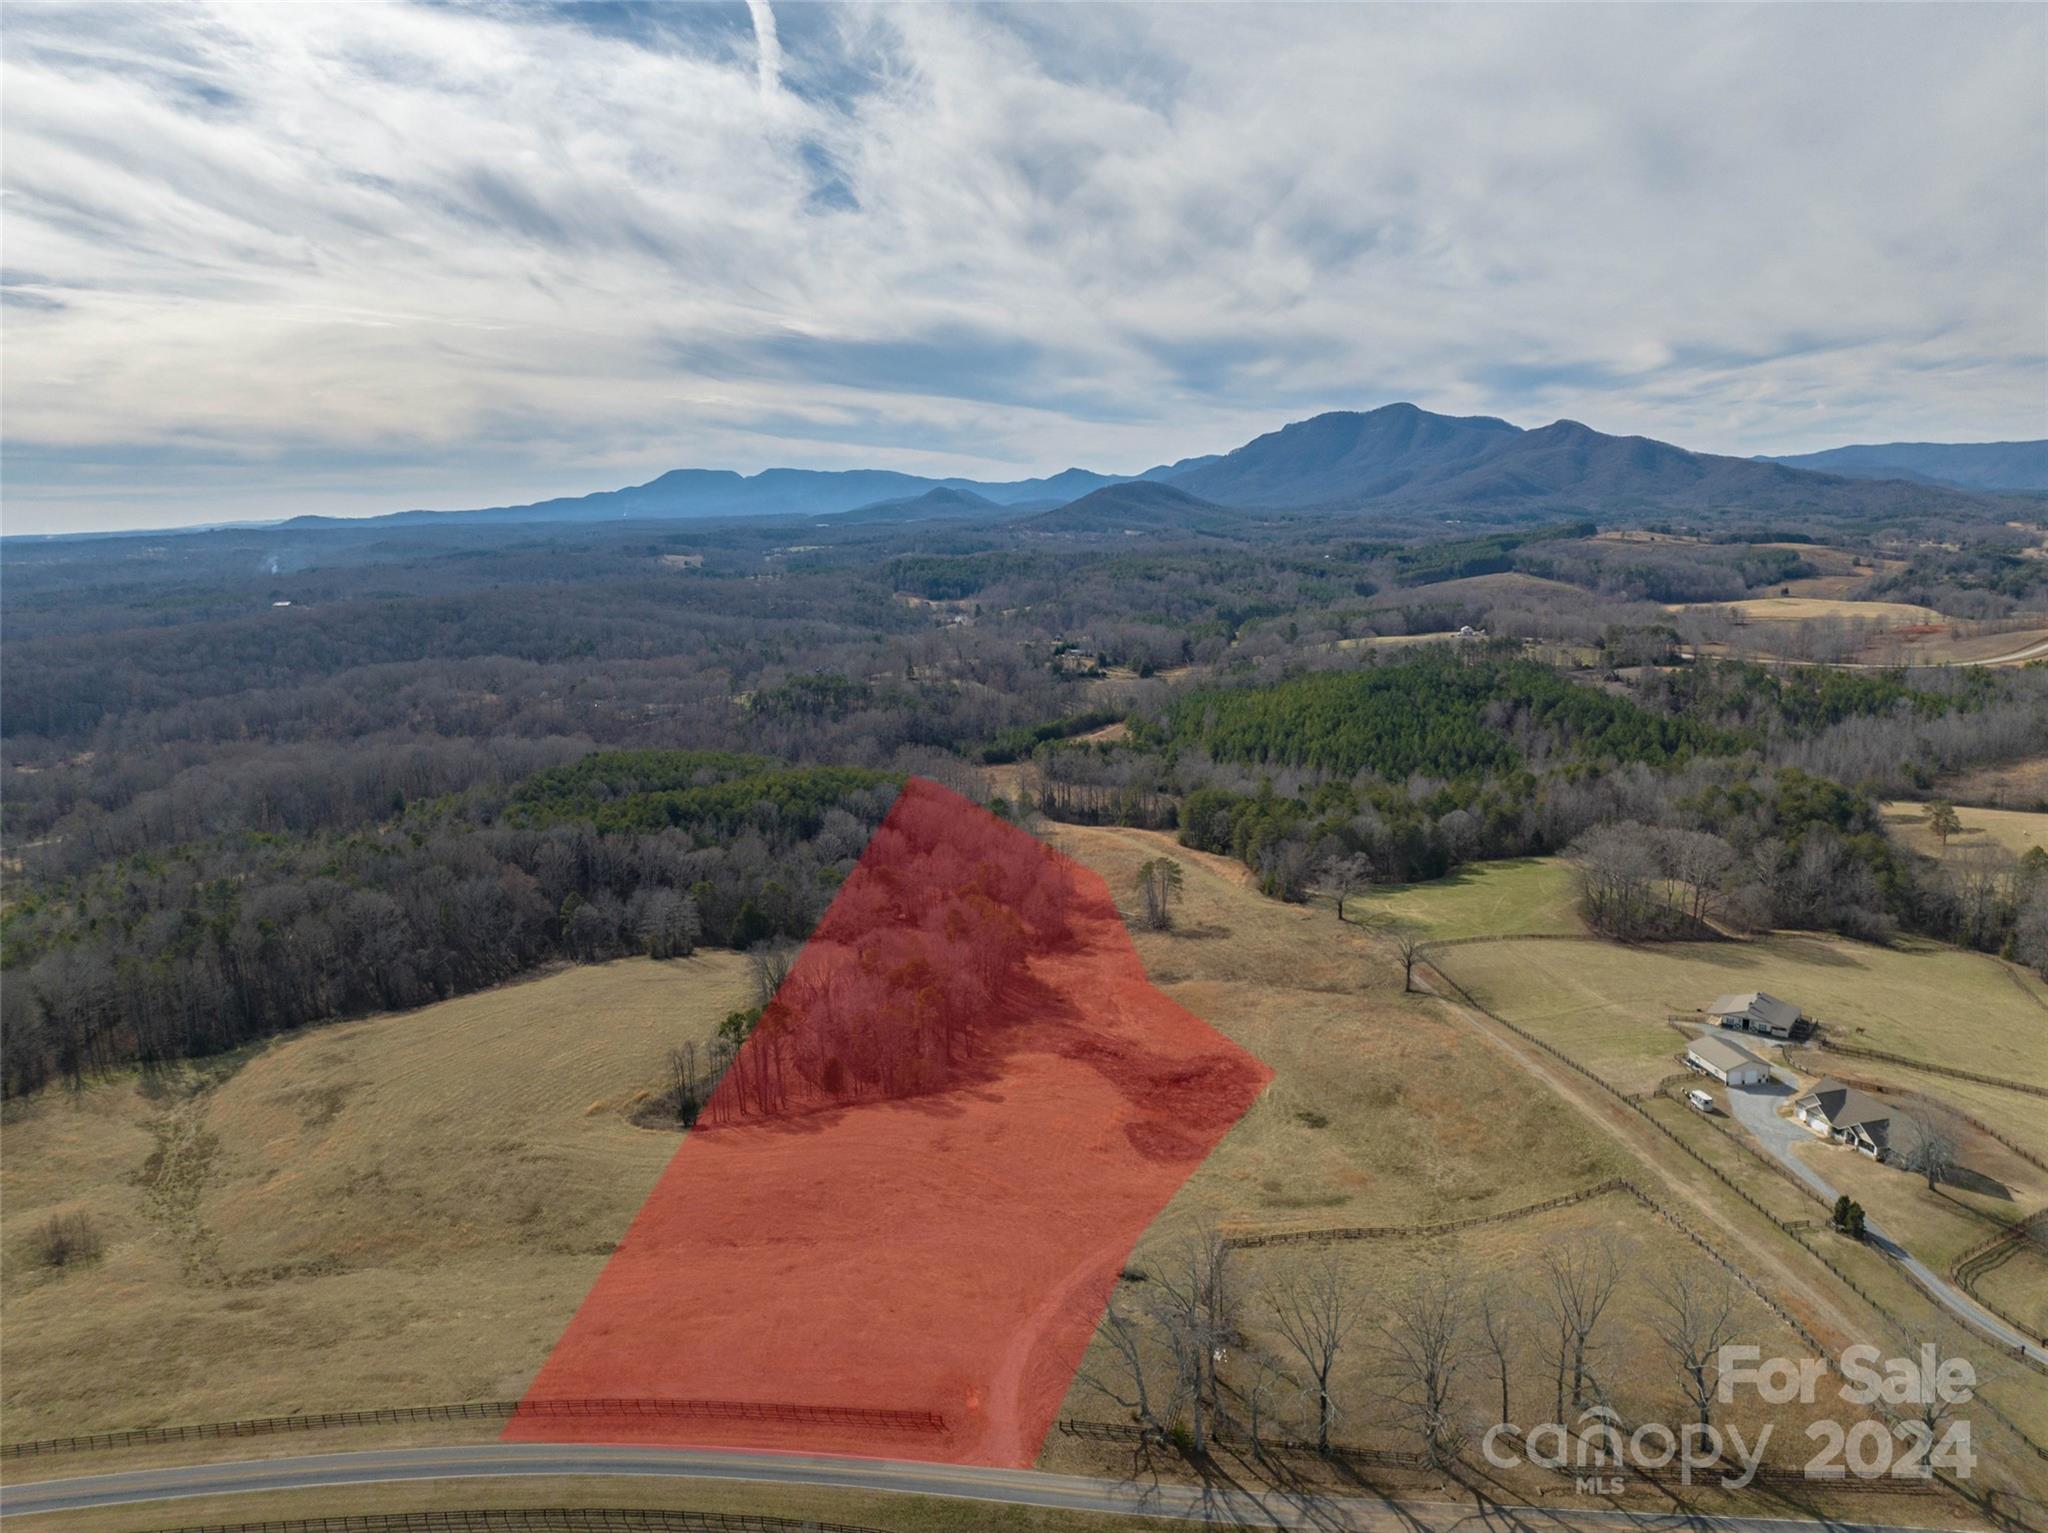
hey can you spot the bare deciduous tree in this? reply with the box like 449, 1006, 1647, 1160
1474, 1280, 1525, 1431
1316, 852, 1375, 924
1237, 1345, 1294, 1456
1379, 1271, 1472, 1468
1541, 1235, 1623, 1417
1901, 1111, 1962, 1194
1267, 1248, 1358, 1454
665, 1040, 708, 1126
748, 940, 798, 1009
1081, 1292, 1178, 1445
1391, 926, 1427, 992
1568, 823, 1664, 940
1148, 1224, 1239, 1453
1359, 909, 1427, 991
1646, 1263, 1741, 1428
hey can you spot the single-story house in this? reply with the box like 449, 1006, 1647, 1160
1793, 1078, 1924, 1162
1686, 1034, 1773, 1086
1706, 991, 1802, 1039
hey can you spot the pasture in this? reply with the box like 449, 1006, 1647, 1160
1937, 752, 2048, 810
1430, 932, 2048, 1092
1972, 1238, 2048, 1339
1882, 800, 2048, 862
1046, 825, 1631, 1232
1, 956, 754, 1437
1672, 595, 1945, 624
1361, 857, 1583, 942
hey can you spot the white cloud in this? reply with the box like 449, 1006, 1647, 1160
746, 0, 783, 98
1, 0, 2042, 531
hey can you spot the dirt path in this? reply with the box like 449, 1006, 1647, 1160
1078, 823, 1260, 890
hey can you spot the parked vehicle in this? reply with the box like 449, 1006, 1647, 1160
1685, 1088, 1717, 1115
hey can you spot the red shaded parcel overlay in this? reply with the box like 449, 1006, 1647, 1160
506, 776, 1270, 1465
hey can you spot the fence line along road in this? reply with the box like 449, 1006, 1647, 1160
143, 1511, 889, 1533
2, 1399, 946, 1462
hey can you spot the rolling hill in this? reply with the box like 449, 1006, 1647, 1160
1017, 481, 1242, 535
1756, 439, 2048, 493
830, 485, 1006, 524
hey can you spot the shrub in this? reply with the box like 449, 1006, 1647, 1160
31, 1211, 103, 1270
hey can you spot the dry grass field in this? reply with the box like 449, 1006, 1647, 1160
1044, 825, 1631, 1233
1670, 595, 1946, 624
9, 821, 2044, 1512
1, 956, 753, 1437
1362, 857, 1584, 943
1938, 752, 2048, 810
2, 825, 1635, 1447
1433, 933, 2048, 1091
1638, 1091, 1821, 1227
1882, 800, 2048, 862
1972, 1238, 2048, 1338
1034, 826, 1891, 1474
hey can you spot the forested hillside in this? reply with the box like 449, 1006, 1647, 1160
1159, 654, 1734, 779
5, 505, 2045, 1097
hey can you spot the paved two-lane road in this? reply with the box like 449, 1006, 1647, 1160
0, 1440, 1957, 1530
0, 1443, 1959, 1533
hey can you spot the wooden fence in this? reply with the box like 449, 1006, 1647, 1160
1813, 1036, 2048, 1099
2, 1398, 945, 1461
145, 1512, 887, 1533
1056, 1415, 1427, 1470
1421, 944, 2048, 1453
1222, 1179, 1632, 1250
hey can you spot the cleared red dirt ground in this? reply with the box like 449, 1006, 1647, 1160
506, 778, 1270, 1465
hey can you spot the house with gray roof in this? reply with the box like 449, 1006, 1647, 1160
1793, 1077, 1924, 1162
1706, 991, 1802, 1039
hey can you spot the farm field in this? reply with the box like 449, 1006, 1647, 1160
1937, 752, 2048, 809
1972, 1238, 2048, 1338
1045, 825, 1630, 1236
1, 819, 1632, 1453
1670, 595, 1945, 623
1431, 932, 2048, 1092
0, 956, 754, 1438
1882, 800, 2048, 861
1362, 857, 1583, 942
1863, 623, 2048, 668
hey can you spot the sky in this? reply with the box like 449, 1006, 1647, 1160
3, 1, 2045, 534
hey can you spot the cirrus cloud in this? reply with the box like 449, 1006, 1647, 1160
2, 0, 2043, 531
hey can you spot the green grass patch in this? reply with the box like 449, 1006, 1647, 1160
1362, 857, 1584, 942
